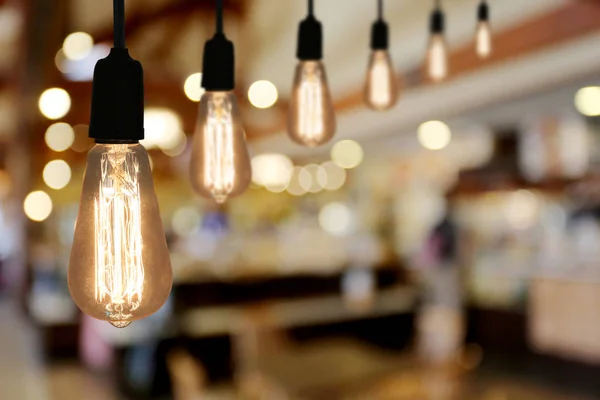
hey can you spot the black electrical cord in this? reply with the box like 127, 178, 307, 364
378, 0, 383, 20
308, 0, 314, 16
430, 0, 444, 34
216, 0, 224, 34
113, 0, 126, 49
435, 0, 441, 10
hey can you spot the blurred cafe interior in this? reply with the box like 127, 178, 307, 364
4, 0, 600, 399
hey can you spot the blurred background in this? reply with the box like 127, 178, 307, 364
3, 0, 600, 399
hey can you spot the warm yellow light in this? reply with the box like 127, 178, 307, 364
320, 161, 347, 191
142, 108, 183, 150
184, 73, 205, 102
161, 132, 187, 157
248, 80, 278, 109
331, 140, 364, 169
286, 166, 307, 196
45, 123, 75, 152
63, 32, 94, 61
476, 21, 492, 59
72, 124, 94, 152
39, 88, 71, 120
319, 202, 355, 237
251, 153, 293, 192
427, 34, 448, 82
43, 160, 72, 190
24, 191, 53, 222
575, 87, 600, 117
299, 164, 326, 193
418, 120, 451, 150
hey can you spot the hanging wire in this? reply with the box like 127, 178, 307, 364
308, 0, 314, 16
435, 0, 441, 10
216, 0, 224, 33
113, 0, 126, 49
378, 0, 383, 20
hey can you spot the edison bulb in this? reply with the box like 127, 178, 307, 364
287, 61, 336, 147
69, 144, 172, 328
365, 50, 399, 111
476, 21, 492, 58
190, 91, 251, 203
427, 34, 448, 83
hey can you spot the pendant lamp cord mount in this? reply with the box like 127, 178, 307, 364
113, 0, 126, 49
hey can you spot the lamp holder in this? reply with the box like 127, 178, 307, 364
201, 33, 235, 91
430, 8, 445, 34
371, 19, 389, 50
89, 49, 145, 143
478, 1, 489, 22
297, 15, 323, 60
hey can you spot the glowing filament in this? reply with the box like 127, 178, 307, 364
203, 100, 235, 204
94, 145, 144, 327
476, 21, 492, 58
427, 34, 448, 82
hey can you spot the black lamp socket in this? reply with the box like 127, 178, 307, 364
371, 20, 389, 50
297, 15, 323, 60
201, 33, 235, 91
89, 48, 144, 143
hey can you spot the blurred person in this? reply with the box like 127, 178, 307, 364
416, 206, 464, 367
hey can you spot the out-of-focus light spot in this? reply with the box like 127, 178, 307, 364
575, 86, 600, 117
0, 8, 22, 42
505, 189, 538, 229
299, 164, 326, 193
331, 140, 364, 169
248, 80, 278, 109
60, 44, 110, 82
320, 161, 347, 191
184, 73, 205, 102
418, 120, 451, 150
319, 202, 356, 237
142, 108, 183, 150
24, 191, 53, 222
71, 124, 93, 152
43, 160, 71, 190
0, 170, 12, 200
252, 153, 293, 193
62, 32, 94, 61
39, 88, 71, 120
161, 132, 187, 157
45, 123, 75, 152
171, 206, 201, 236
286, 166, 307, 196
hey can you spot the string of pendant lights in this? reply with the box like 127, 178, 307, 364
66, 0, 494, 328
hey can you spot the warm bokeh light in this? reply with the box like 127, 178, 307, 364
574, 86, 600, 117
319, 202, 356, 237
61, 44, 111, 82
162, 132, 187, 157
252, 153, 293, 192
299, 164, 326, 193
418, 120, 451, 150
45, 123, 75, 152
24, 191, 53, 222
171, 206, 201, 236
320, 161, 347, 191
43, 160, 72, 190
248, 80, 278, 109
39, 88, 71, 120
505, 189, 539, 229
331, 140, 364, 169
62, 32, 94, 61
184, 73, 205, 102
142, 108, 183, 150
286, 166, 307, 196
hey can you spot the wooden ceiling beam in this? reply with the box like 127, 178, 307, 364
91, 0, 245, 44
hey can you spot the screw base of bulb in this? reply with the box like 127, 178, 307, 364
109, 320, 132, 328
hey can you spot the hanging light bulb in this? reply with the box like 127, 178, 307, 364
475, 0, 492, 59
69, 0, 172, 328
426, 0, 448, 83
364, 0, 399, 110
287, 0, 336, 147
190, 0, 251, 203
